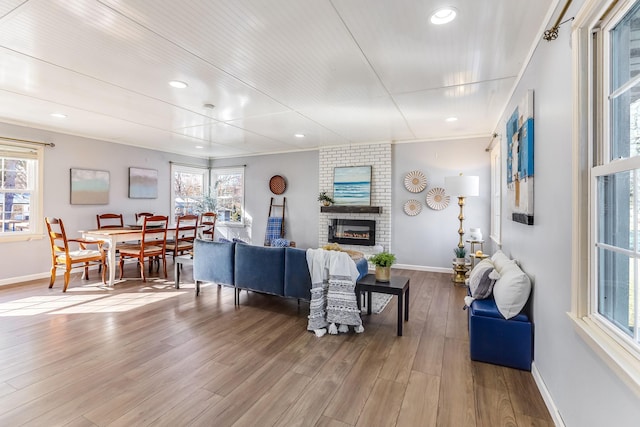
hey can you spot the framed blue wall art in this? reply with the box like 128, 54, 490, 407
333, 165, 372, 206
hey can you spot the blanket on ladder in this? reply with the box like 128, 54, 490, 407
306, 248, 364, 337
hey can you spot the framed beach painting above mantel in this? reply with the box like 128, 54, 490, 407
70, 168, 110, 205
129, 167, 158, 199
333, 165, 372, 206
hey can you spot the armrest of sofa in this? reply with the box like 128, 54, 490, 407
354, 257, 368, 281
193, 239, 235, 286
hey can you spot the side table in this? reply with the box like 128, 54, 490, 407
469, 253, 490, 269
174, 254, 193, 289
466, 239, 485, 254
452, 260, 471, 285
356, 273, 410, 336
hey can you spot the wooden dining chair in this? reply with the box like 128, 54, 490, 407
135, 212, 154, 223
166, 214, 199, 259
96, 213, 124, 229
45, 217, 106, 292
118, 215, 168, 282
200, 212, 217, 240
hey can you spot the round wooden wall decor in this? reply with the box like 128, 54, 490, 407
269, 175, 287, 194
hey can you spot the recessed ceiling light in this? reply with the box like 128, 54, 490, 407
294, 133, 305, 138
50, 113, 67, 118
430, 7, 457, 25
195, 145, 204, 149
168, 80, 188, 89
445, 117, 458, 122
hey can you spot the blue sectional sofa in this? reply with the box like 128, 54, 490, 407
192, 239, 368, 303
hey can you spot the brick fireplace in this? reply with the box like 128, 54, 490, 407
318, 143, 391, 254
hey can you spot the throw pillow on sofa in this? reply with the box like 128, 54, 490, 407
491, 250, 512, 274
492, 259, 531, 319
468, 258, 499, 299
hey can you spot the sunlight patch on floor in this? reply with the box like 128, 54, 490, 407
0, 289, 186, 316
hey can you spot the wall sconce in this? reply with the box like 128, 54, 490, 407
444, 174, 479, 249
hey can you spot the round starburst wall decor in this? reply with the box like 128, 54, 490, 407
426, 187, 450, 210
404, 170, 427, 193
403, 199, 422, 216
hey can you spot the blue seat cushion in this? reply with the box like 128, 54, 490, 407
470, 298, 529, 322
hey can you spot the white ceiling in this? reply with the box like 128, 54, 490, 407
0, 0, 556, 159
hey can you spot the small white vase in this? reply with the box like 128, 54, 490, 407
469, 228, 482, 241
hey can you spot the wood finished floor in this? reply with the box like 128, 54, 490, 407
0, 264, 553, 426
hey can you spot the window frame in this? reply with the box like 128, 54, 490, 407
170, 163, 209, 225
0, 139, 44, 242
169, 164, 246, 227
571, 0, 640, 395
490, 140, 502, 245
211, 166, 245, 227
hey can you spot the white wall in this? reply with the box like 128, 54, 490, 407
392, 138, 491, 269
497, 0, 640, 424
211, 150, 319, 250
0, 121, 207, 282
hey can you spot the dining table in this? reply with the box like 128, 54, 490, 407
81, 225, 196, 287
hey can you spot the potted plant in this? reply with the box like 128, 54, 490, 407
318, 191, 334, 206
369, 251, 396, 282
453, 247, 467, 265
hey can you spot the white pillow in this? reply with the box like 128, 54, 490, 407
492, 260, 531, 319
468, 259, 497, 299
491, 250, 511, 274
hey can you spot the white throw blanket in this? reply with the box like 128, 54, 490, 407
306, 248, 364, 337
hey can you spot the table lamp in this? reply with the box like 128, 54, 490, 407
444, 174, 479, 249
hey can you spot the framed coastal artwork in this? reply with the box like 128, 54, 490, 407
506, 90, 534, 225
333, 165, 372, 206
70, 168, 110, 205
129, 167, 158, 199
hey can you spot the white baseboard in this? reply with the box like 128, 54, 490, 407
393, 263, 452, 274
0, 272, 50, 287
531, 362, 565, 427
0, 265, 103, 288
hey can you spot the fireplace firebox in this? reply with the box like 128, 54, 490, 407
328, 219, 375, 246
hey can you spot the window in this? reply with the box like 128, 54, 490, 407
170, 164, 245, 226
490, 142, 501, 244
0, 140, 43, 241
593, 0, 640, 351
212, 167, 244, 225
572, 0, 640, 393
170, 164, 208, 223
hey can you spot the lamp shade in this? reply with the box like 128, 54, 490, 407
444, 175, 479, 197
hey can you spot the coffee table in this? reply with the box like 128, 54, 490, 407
356, 273, 410, 336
